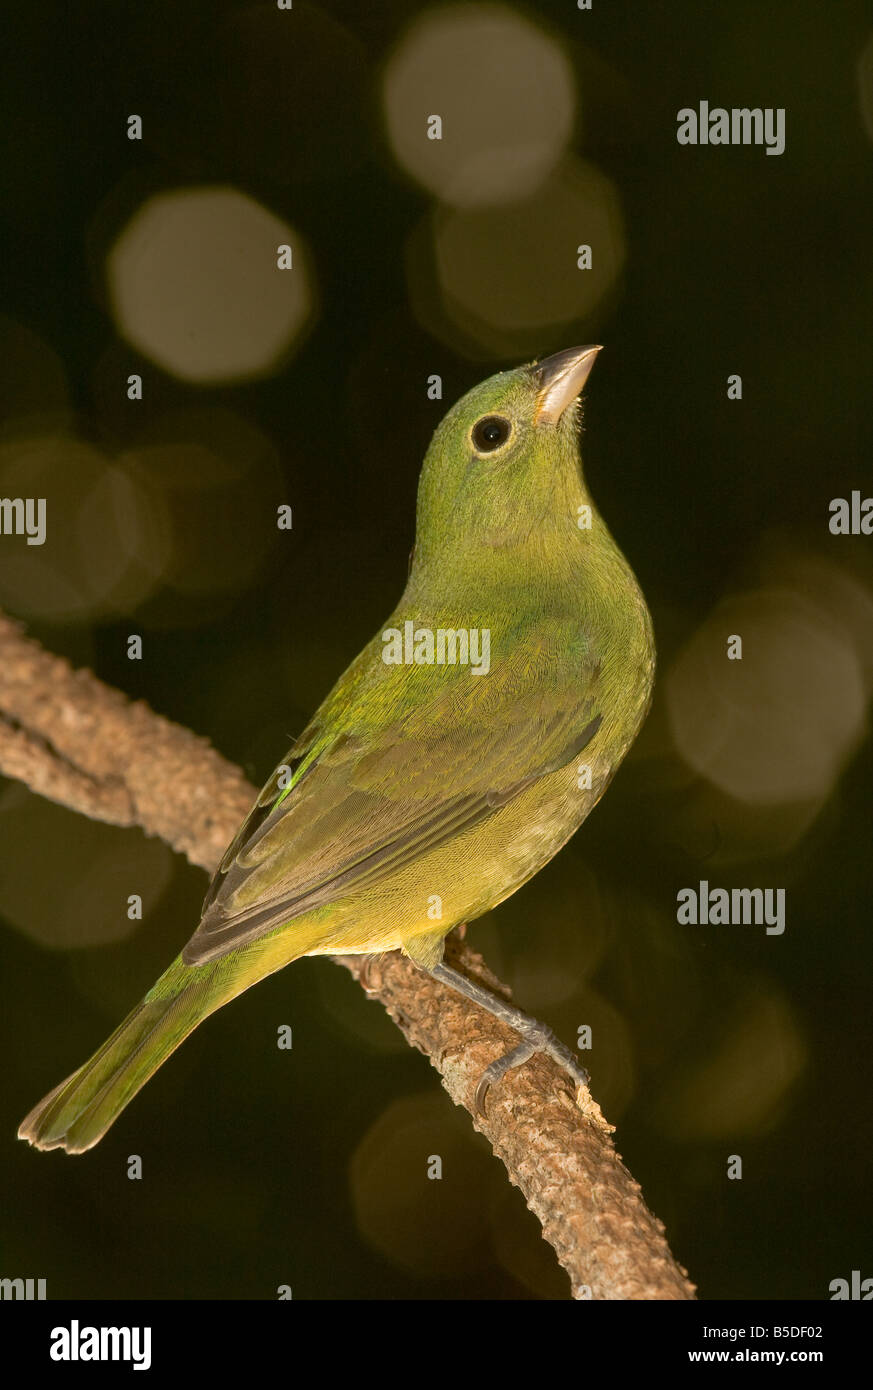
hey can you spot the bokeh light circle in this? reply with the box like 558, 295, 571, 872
107, 187, 313, 384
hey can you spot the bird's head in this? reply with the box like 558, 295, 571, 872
410, 346, 602, 583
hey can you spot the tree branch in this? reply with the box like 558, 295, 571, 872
0, 609, 694, 1300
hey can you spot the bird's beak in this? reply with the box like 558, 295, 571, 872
534, 345, 602, 425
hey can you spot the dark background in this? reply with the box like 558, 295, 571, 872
1, 0, 872, 1299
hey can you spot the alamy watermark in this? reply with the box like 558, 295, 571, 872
0, 1276, 46, 1299
382, 620, 490, 675
677, 102, 785, 156
50, 1320, 151, 1370
0, 497, 46, 545
677, 880, 785, 935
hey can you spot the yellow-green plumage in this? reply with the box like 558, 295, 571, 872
19, 347, 654, 1153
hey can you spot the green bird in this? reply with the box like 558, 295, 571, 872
19, 346, 655, 1154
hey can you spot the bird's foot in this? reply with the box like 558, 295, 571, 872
358, 955, 384, 994
428, 961, 589, 1115
474, 1021, 589, 1115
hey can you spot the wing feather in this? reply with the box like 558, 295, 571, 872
183, 617, 602, 965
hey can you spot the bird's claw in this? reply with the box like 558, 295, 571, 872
475, 1024, 590, 1116
358, 956, 383, 994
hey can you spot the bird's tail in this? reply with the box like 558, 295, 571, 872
18, 955, 245, 1154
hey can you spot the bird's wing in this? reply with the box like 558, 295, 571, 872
183, 615, 602, 965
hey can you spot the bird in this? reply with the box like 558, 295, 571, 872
19, 345, 655, 1154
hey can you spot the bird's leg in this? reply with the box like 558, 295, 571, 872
429, 961, 590, 1115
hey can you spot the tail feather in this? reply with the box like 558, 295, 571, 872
20, 924, 325, 1155
19, 980, 215, 1154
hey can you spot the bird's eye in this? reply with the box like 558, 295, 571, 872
471, 415, 512, 453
